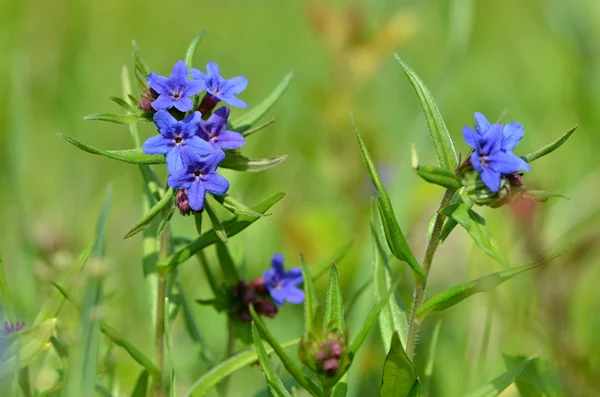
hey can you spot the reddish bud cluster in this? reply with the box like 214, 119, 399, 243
139, 88, 158, 113
229, 278, 278, 322
314, 338, 344, 376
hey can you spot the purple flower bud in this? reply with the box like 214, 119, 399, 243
176, 189, 192, 215
328, 341, 343, 358
322, 358, 339, 376
139, 88, 158, 113
253, 300, 278, 318
250, 276, 268, 296
240, 311, 251, 322
198, 94, 220, 116
507, 173, 523, 187
315, 352, 326, 362
242, 290, 257, 305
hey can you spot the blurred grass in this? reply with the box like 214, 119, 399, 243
1, 0, 599, 395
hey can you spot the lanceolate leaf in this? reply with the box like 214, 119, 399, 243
379, 332, 419, 397
300, 254, 319, 338
251, 323, 293, 397
394, 54, 458, 171
415, 165, 461, 189
440, 203, 509, 267
205, 201, 228, 243
83, 113, 152, 124
132, 40, 151, 91
323, 265, 345, 334
353, 117, 424, 280
371, 202, 409, 352
184, 31, 206, 68
521, 190, 568, 202
241, 117, 276, 138
465, 357, 534, 397
502, 354, 563, 397
522, 125, 577, 163
417, 250, 565, 318
231, 71, 294, 132
131, 370, 150, 397
212, 194, 265, 218
220, 152, 288, 172
183, 339, 300, 397
57, 134, 165, 165
157, 193, 285, 273
109, 96, 141, 114
124, 188, 174, 239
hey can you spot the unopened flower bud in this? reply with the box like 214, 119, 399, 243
254, 300, 278, 318
176, 189, 192, 215
322, 358, 339, 376
198, 94, 220, 117
139, 88, 158, 113
329, 341, 343, 358
240, 311, 251, 322
250, 276, 268, 296
242, 290, 257, 305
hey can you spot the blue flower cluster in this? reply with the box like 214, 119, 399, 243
263, 253, 305, 306
141, 60, 248, 213
463, 112, 531, 192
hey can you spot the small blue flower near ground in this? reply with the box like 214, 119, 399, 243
147, 60, 205, 112
143, 111, 214, 174
463, 112, 531, 192
197, 107, 245, 151
191, 62, 248, 108
263, 253, 304, 306
167, 151, 229, 212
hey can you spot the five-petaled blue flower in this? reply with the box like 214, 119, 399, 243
147, 60, 205, 112
197, 107, 245, 151
263, 254, 304, 306
463, 112, 531, 192
191, 62, 248, 108
143, 111, 213, 174
167, 151, 229, 212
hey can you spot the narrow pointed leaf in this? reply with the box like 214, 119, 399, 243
57, 134, 165, 165
157, 193, 285, 273
184, 31, 206, 68
83, 113, 151, 124
417, 250, 564, 318
215, 241, 239, 285
371, 202, 409, 352
521, 190, 568, 202
502, 355, 563, 397
109, 96, 141, 114
131, 370, 149, 397
231, 71, 294, 132
415, 165, 461, 189
242, 117, 276, 137
251, 323, 293, 397
132, 40, 151, 91
212, 193, 266, 218
522, 125, 577, 163
379, 332, 419, 397
438, 189, 468, 244
440, 203, 509, 267
394, 54, 458, 171
124, 188, 174, 239
465, 357, 534, 397
0, 318, 57, 378
220, 152, 288, 172
183, 339, 300, 397
205, 201, 228, 243
250, 308, 322, 397
323, 265, 344, 333
157, 202, 176, 239
313, 241, 353, 280
300, 254, 319, 337
353, 118, 424, 280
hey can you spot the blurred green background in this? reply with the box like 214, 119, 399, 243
1, 0, 599, 395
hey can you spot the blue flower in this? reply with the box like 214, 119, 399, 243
191, 62, 248, 108
142, 111, 213, 174
463, 112, 531, 192
263, 254, 304, 306
147, 60, 205, 112
167, 151, 229, 212
197, 107, 245, 151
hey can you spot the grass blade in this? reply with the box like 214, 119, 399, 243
300, 254, 319, 338
465, 357, 534, 397
251, 323, 293, 397
522, 125, 577, 163
124, 188, 174, 239
184, 31, 206, 68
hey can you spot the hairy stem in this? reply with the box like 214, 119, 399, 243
153, 232, 169, 397
406, 190, 454, 358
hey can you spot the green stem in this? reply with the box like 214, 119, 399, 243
153, 232, 169, 397
406, 190, 454, 358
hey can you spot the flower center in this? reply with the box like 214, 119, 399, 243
479, 156, 488, 167
173, 90, 182, 99
194, 170, 202, 178
174, 137, 183, 144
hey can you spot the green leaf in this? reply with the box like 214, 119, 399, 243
415, 165, 461, 189
157, 202, 176, 239
124, 188, 174, 239
352, 117, 424, 280
164, 297, 177, 397
178, 282, 215, 366
132, 40, 151, 91
323, 264, 345, 334
231, 71, 294, 132
312, 241, 353, 280
109, 96, 141, 114
251, 323, 293, 397
379, 332, 419, 397
242, 117, 276, 138
57, 134, 165, 165
250, 308, 322, 397
332, 379, 348, 397
417, 250, 564, 318
212, 193, 266, 218
502, 355, 563, 397
215, 241, 239, 285
440, 203, 509, 267
83, 112, 151, 124
220, 152, 288, 172
183, 339, 300, 397
371, 202, 409, 352
205, 201, 228, 243
424, 319, 443, 379
522, 125, 577, 163
157, 192, 285, 273
348, 279, 401, 358
0, 318, 57, 378
394, 54, 458, 171
130, 370, 150, 397
521, 189, 568, 202
300, 254, 319, 338
438, 189, 468, 244
465, 357, 534, 397
184, 31, 206, 68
